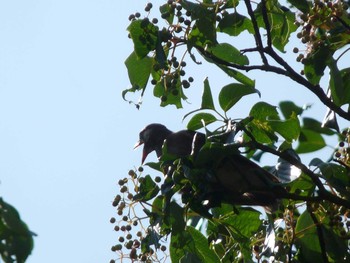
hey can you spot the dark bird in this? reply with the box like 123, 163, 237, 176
134, 123, 285, 207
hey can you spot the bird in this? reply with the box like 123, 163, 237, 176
134, 123, 285, 207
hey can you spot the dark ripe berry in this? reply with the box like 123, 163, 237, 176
135, 12, 141, 18
133, 220, 138, 226
152, 18, 158, 24
120, 225, 126, 231
180, 69, 185, 76
112, 200, 119, 207
178, 16, 185, 23
125, 240, 133, 249
128, 14, 135, 21
126, 225, 132, 231
335, 151, 342, 158
120, 185, 128, 193
176, 11, 182, 17
126, 233, 132, 240
151, 79, 157, 85
145, 3, 153, 11
176, 5, 182, 11
117, 209, 123, 216
115, 244, 123, 250
118, 236, 125, 242
118, 179, 125, 186
173, 61, 179, 68
339, 141, 345, 147
167, 0, 173, 4
138, 166, 144, 172
175, 26, 182, 33
293, 47, 299, 53
161, 245, 167, 251
127, 193, 133, 200
185, 10, 191, 16
110, 260, 116, 263
114, 225, 120, 231
122, 215, 128, 221
182, 80, 190, 89
188, 76, 194, 82
110, 217, 116, 224
161, 95, 167, 102
184, 19, 191, 26
180, 61, 186, 67
155, 176, 162, 183
253, 245, 260, 252
136, 231, 142, 237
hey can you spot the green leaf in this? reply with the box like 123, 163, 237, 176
201, 78, 215, 110
159, 3, 174, 24
247, 102, 279, 144
269, 113, 300, 142
124, 51, 152, 92
210, 43, 249, 65
187, 226, 220, 263
279, 101, 303, 118
218, 65, 255, 87
133, 175, 160, 201
286, 0, 310, 13
153, 77, 184, 108
187, 112, 217, 130
295, 211, 323, 263
329, 62, 350, 106
219, 83, 260, 112
296, 129, 326, 153
303, 45, 333, 85
255, 0, 298, 52
302, 117, 336, 135
127, 19, 159, 58
313, 161, 350, 198
217, 13, 253, 36
250, 101, 279, 121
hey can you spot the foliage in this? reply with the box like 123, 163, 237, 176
0, 198, 35, 263
114, 0, 350, 262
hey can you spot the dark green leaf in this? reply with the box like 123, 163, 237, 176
296, 129, 326, 153
303, 45, 332, 85
329, 64, 350, 106
219, 83, 260, 112
210, 43, 249, 65
133, 175, 159, 201
295, 211, 323, 263
127, 19, 159, 58
187, 226, 220, 263
187, 112, 217, 130
217, 65, 255, 86
124, 51, 152, 93
286, 0, 310, 13
279, 101, 303, 118
217, 13, 253, 36
201, 78, 215, 110
302, 117, 336, 135
322, 226, 348, 262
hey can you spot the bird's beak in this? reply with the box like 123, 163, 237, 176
133, 140, 144, 149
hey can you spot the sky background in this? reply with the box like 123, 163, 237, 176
0, 1, 346, 262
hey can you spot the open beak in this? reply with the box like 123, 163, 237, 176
133, 140, 144, 149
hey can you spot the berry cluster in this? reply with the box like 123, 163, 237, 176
335, 128, 350, 167
127, 1, 196, 105
294, 0, 350, 63
110, 168, 167, 263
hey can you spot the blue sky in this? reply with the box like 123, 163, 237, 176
0, 1, 344, 262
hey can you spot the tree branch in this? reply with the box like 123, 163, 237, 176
244, 0, 269, 65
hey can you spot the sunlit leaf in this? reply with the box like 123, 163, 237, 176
201, 78, 215, 110
210, 43, 249, 65
187, 112, 217, 130
219, 83, 260, 112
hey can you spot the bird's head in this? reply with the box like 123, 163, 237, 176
134, 123, 172, 164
